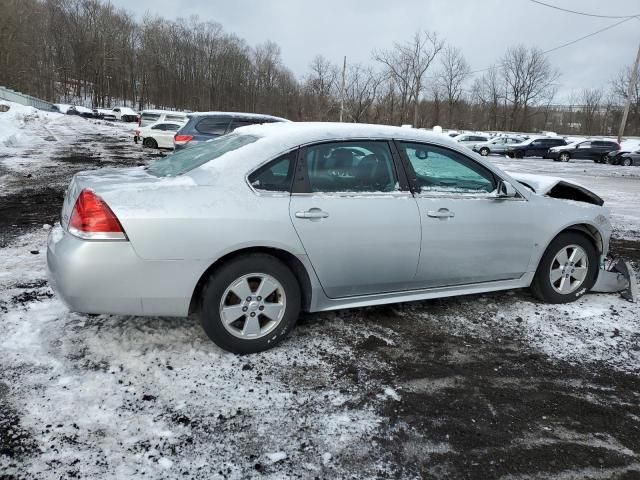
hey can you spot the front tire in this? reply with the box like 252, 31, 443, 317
559, 152, 570, 162
622, 158, 632, 167
479, 147, 490, 156
531, 232, 598, 304
199, 254, 301, 353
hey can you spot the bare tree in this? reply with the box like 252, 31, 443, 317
471, 66, 503, 130
342, 64, 382, 122
581, 88, 603, 135
374, 30, 444, 126
501, 46, 559, 131
437, 46, 470, 127
303, 54, 338, 120
611, 66, 640, 136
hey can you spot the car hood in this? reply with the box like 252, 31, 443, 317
507, 172, 604, 206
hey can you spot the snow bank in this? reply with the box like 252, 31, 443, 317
0, 100, 64, 147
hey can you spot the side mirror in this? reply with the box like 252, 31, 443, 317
496, 180, 517, 198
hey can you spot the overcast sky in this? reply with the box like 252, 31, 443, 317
110, 0, 639, 102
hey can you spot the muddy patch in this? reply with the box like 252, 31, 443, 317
325, 304, 640, 479
0, 187, 64, 246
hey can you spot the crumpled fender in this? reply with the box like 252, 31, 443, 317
507, 172, 604, 206
592, 259, 638, 302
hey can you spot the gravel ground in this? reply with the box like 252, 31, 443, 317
1, 107, 639, 479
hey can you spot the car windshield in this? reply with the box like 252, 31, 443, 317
147, 133, 259, 177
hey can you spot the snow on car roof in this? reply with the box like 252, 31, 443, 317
235, 121, 459, 147
187, 111, 289, 122
142, 109, 187, 115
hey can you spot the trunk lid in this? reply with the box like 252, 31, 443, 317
60, 167, 166, 229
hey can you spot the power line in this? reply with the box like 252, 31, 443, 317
527, 0, 640, 19
543, 16, 636, 53
469, 15, 638, 76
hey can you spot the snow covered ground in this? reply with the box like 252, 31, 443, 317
1, 102, 640, 478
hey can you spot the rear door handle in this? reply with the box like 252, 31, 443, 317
295, 208, 329, 220
427, 208, 455, 219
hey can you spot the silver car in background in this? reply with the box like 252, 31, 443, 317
48, 123, 624, 353
472, 135, 526, 156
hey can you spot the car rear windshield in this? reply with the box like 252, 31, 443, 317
147, 134, 259, 177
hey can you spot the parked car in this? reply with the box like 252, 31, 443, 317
548, 139, 620, 163
112, 106, 138, 122
93, 108, 117, 121
506, 137, 567, 158
452, 133, 490, 146
139, 110, 188, 127
136, 121, 186, 149
135, 110, 188, 143
48, 122, 628, 354
608, 149, 640, 166
471, 136, 525, 156
174, 112, 288, 149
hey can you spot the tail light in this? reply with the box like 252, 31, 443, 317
68, 189, 127, 240
174, 134, 193, 145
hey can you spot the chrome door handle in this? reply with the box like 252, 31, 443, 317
427, 208, 455, 219
295, 209, 329, 219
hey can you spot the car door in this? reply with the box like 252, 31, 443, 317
575, 141, 591, 159
289, 140, 421, 298
396, 141, 534, 287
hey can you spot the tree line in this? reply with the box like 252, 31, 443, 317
1, 0, 638, 135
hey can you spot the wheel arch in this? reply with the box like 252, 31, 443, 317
536, 222, 605, 271
188, 246, 313, 315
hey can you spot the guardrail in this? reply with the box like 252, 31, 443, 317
0, 86, 57, 112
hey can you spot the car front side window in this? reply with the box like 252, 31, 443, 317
399, 142, 496, 195
302, 141, 398, 193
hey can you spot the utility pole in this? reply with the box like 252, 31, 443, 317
339, 56, 346, 122
618, 39, 640, 143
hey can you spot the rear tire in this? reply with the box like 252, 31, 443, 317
531, 232, 598, 304
199, 254, 301, 354
143, 137, 158, 149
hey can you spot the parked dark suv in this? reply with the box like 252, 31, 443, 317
505, 137, 567, 158
548, 139, 620, 163
174, 112, 288, 149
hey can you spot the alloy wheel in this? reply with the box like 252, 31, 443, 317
219, 273, 286, 339
549, 244, 589, 294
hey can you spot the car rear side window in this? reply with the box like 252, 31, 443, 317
140, 113, 161, 127
148, 133, 258, 177
248, 151, 295, 192
195, 117, 231, 135
303, 141, 398, 193
399, 142, 495, 194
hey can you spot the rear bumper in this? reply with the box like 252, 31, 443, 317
47, 225, 203, 317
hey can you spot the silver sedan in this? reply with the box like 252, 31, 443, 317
47, 123, 620, 353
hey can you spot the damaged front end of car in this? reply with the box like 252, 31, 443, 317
592, 258, 638, 302
508, 172, 638, 302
